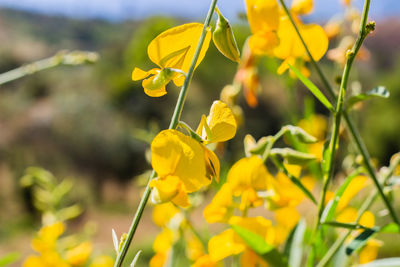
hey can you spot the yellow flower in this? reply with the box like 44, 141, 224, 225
234, 46, 261, 107
337, 175, 368, 211
152, 202, 180, 227
150, 129, 219, 206
268, 167, 315, 208
274, 15, 328, 75
203, 183, 233, 223
31, 222, 65, 253
291, 0, 314, 15
245, 0, 280, 55
150, 228, 175, 267
89, 255, 114, 267
132, 23, 211, 97
208, 216, 273, 262
196, 100, 237, 144
186, 233, 205, 261
226, 156, 272, 210
241, 249, 268, 267
359, 239, 383, 264
66, 241, 92, 266
337, 208, 375, 228
208, 229, 246, 262
192, 254, 220, 267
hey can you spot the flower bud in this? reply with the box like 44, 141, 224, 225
212, 7, 241, 63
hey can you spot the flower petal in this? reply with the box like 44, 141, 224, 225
245, 0, 280, 33
132, 67, 159, 81
147, 23, 211, 73
151, 130, 211, 192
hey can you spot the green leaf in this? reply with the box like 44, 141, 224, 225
380, 223, 400, 233
347, 86, 389, 109
289, 64, 335, 113
271, 148, 316, 165
231, 225, 288, 267
130, 250, 142, 267
283, 125, 318, 144
320, 169, 361, 223
289, 220, 306, 267
358, 258, 400, 267
0, 252, 20, 267
345, 228, 378, 255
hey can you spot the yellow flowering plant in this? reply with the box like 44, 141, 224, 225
112, 0, 400, 267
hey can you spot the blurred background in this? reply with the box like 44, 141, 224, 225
0, 0, 399, 266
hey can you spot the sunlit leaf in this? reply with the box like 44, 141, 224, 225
345, 228, 378, 255
231, 225, 288, 267
347, 86, 389, 109
289, 64, 335, 113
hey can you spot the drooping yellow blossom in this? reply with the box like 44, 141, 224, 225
132, 23, 211, 97
66, 241, 93, 266
234, 44, 261, 107
150, 129, 215, 206
291, 0, 314, 15
203, 183, 233, 223
274, 15, 328, 75
245, 0, 280, 55
196, 100, 237, 144
227, 156, 272, 210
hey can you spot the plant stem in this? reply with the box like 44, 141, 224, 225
113, 1, 218, 266
317, 0, 372, 224
0, 51, 97, 85
278, 0, 399, 224
316, 156, 400, 267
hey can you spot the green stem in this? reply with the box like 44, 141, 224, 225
278, 0, 398, 225
316, 156, 400, 267
0, 51, 97, 85
317, 0, 372, 224
113, 1, 218, 266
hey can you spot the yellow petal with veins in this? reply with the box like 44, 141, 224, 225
147, 23, 211, 73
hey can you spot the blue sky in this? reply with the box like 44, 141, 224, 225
0, 0, 398, 22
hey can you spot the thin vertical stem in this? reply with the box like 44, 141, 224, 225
278, 0, 398, 225
113, 1, 218, 266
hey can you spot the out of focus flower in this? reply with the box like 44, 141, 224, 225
245, 0, 280, 55
327, 35, 370, 65
274, 15, 328, 76
291, 0, 314, 15
227, 156, 272, 211
132, 23, 211, 97
66, 242, 92, 266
